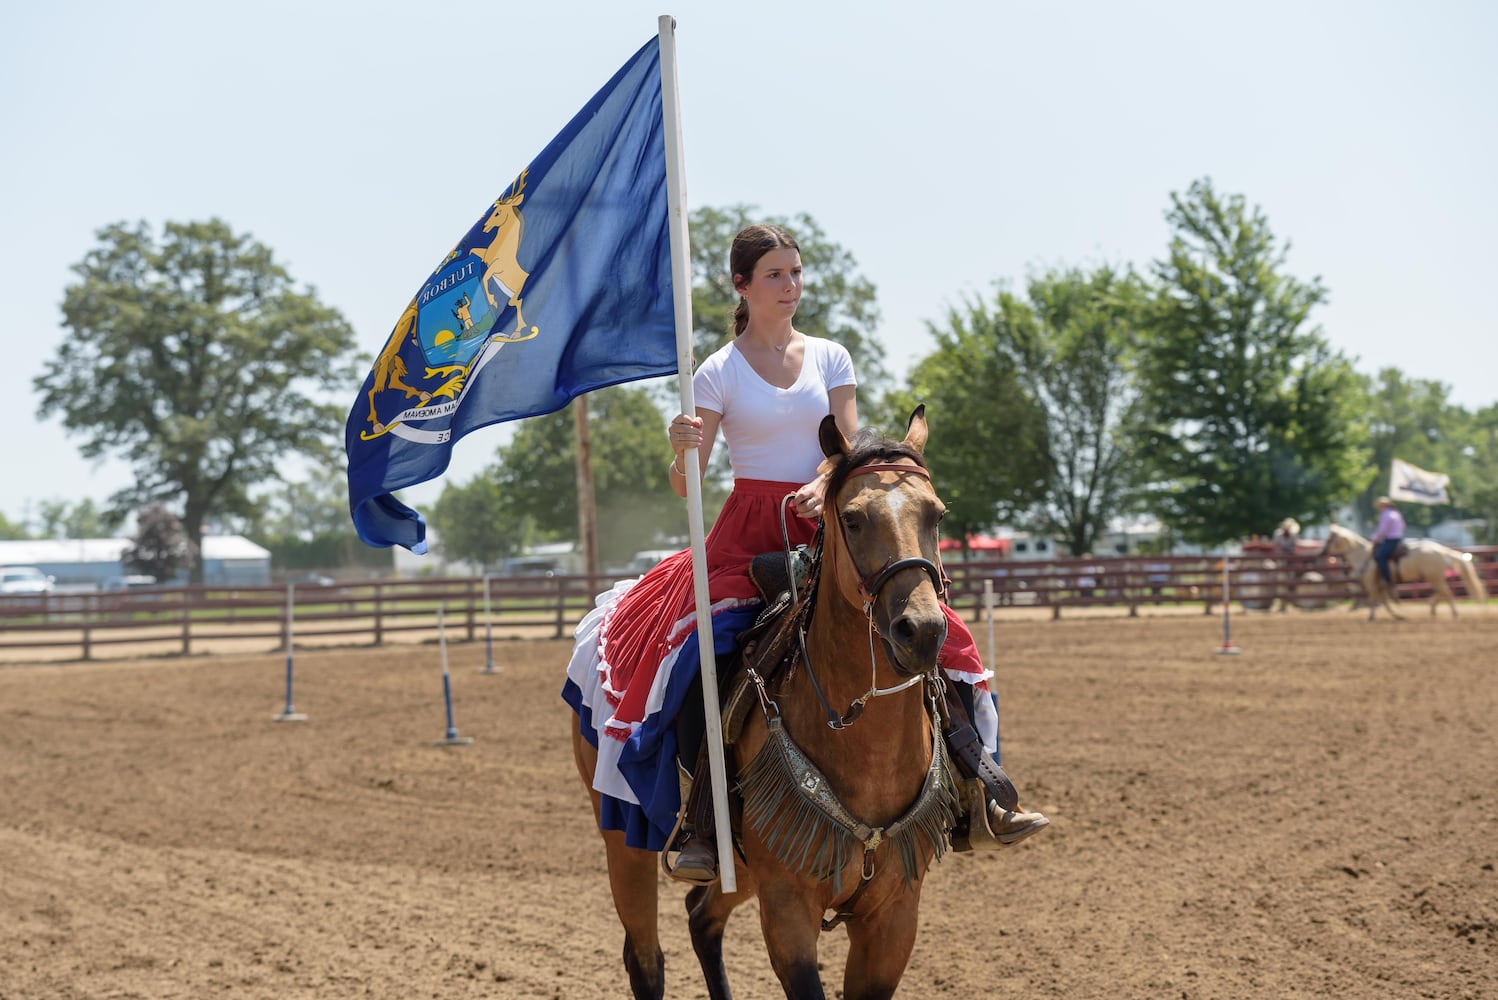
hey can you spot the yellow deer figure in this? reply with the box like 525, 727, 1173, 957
470, 169, 537, 341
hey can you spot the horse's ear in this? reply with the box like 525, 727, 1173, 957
903, 404, 928, 456
819, 413, 850, 459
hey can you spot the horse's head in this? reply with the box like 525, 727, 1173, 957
1319, 524, 1356, 560
818, 405, 948, 677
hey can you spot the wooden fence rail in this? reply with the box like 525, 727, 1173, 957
3, 547, 1494, 661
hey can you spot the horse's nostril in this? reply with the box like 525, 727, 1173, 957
889, 616, 917, 646
889, 614, 946, 658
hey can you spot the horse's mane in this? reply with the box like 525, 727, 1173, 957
1329, 524, 1365, 543
823, 428, 927, 503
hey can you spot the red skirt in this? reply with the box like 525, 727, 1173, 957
599, 478, 816, 709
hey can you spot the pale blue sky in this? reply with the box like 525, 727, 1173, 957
3, 1, 1494, 528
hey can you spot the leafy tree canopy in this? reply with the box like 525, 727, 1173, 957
36, 219, 364, 581
887, 294, 1051, 546
0, 512, 28, 540
1356, 369, 1469, 532
491, 386, 711, 567
33, 498, 117, 540
1006, 266, 1148, 555
1134, 179, 1368, 545
1458, 402, 1498, 543
428, 471, 535, 572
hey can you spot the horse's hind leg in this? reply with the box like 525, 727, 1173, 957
686, 879, 754, 1000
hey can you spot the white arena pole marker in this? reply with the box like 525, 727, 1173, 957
1215, 558, 1242, 656
479, 573, 500, 675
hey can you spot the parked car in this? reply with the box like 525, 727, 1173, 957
101, 574, 158, 591
1, 565, 55, 595
501, 557, 561, 577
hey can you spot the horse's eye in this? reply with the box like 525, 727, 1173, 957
841, 513, 861, 534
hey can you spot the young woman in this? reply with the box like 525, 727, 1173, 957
563, 224, 1047, 883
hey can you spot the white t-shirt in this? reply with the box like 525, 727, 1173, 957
694, 335, 857, 483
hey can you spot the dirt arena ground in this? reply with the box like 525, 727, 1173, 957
2, 604, 1495, 999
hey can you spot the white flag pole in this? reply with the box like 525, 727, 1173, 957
658, 13, 736, 893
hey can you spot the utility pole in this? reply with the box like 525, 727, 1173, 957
574, 398, 599, 578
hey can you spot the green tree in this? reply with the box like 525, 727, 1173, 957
35, 219, 363, 583
429, 471, 535, 572
246, 467, 392, 574
1134, 179, 1367, 545
1357, 370, 1470, 533
495, 386, 711, 566
0, 512, 28, 540
1461, 403, 1498, 544
1013, 267, 1148, 556
689, 205, 887, 394
258, 467, 355, 543
888, 295, 1051, 547
34, 498, 116, 539
122, 502, 195, 582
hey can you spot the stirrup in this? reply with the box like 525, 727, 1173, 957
949, 779, 1048, 851
660, 766, 719, 885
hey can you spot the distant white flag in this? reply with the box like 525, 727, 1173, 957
1389, 457, 1451, 505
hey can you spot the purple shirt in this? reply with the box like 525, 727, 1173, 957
1370, 506, 1405, 543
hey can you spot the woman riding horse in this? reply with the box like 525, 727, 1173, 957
572, 408, 983, 998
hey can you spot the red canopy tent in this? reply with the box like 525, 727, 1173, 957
939, 534, 1010, 555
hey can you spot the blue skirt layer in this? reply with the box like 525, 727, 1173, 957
562, 603, 759, 851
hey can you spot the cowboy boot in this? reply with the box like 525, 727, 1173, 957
663, 753, 719, 885
944, 686, 1050, 851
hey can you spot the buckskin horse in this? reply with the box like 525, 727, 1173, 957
1321, 523, 1488, 621
572, 407, 963, 999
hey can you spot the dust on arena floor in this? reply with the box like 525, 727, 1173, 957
2, 604, 1494, 998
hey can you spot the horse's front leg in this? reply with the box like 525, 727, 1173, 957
573, 727, 667, 1000
756, 880, 829, 999
841, 884, 923, 1000
685, 872, 755, 1000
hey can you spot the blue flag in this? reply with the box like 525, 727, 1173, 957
346, 37, 677, 552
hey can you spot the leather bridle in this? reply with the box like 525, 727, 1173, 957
833, 462, 947, 611
798, 459, 948, 729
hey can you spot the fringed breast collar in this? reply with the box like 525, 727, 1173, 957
736, 677, 961, 902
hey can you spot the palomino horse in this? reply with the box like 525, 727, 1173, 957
1320, 524, 1487, 621
572, 407, 962, 999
